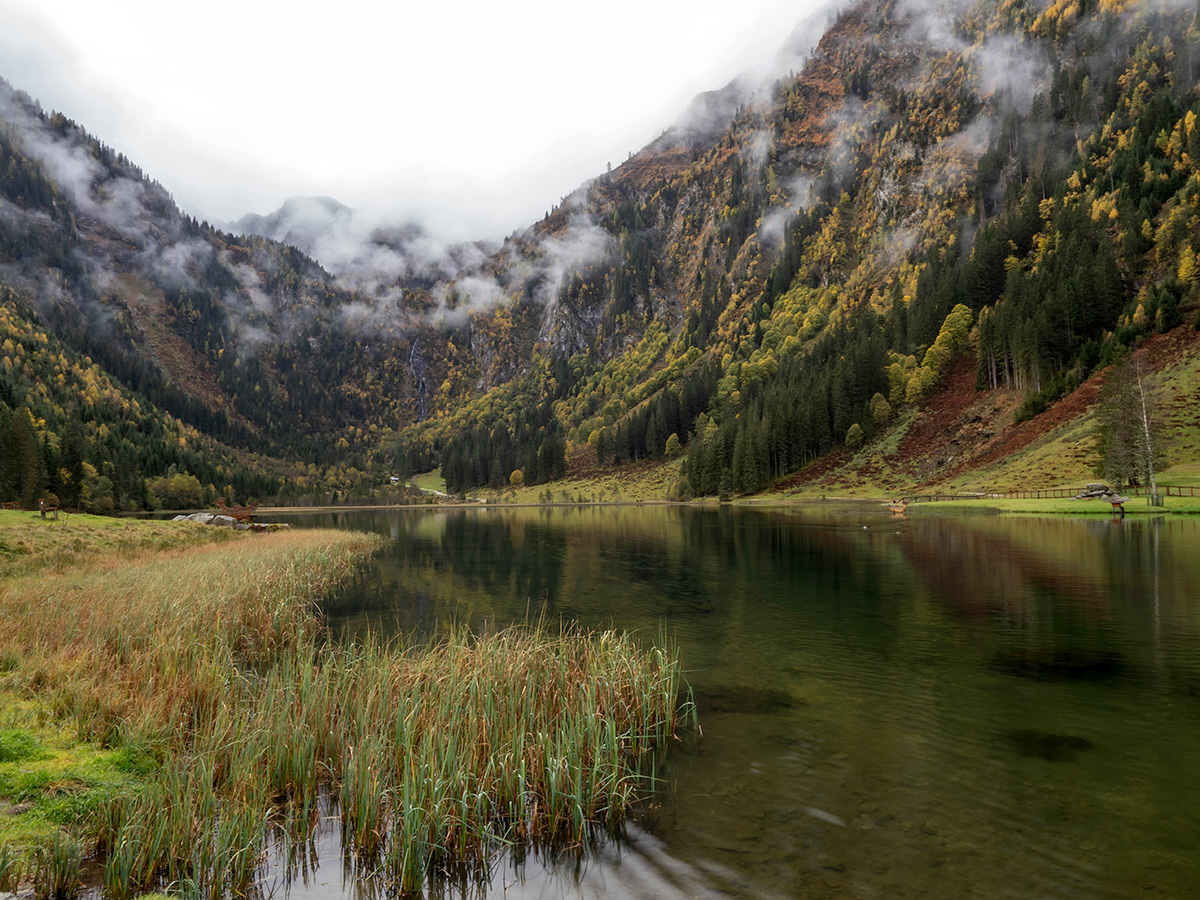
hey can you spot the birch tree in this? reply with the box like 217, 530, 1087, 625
1094, 353, 1164, 494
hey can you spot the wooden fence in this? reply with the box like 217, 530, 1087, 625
903, 485, 1199, 502
1124, 484, 1199, 498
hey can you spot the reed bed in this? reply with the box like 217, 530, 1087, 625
0, 525, 692, 898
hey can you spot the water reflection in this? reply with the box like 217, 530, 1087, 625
273, 506, 1200, 900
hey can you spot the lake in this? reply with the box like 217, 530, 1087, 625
264, 504, 1200, 900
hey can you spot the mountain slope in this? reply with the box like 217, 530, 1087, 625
3, 0, 1200, 509
386, 0, 1200, 498
0, 78, 448, 501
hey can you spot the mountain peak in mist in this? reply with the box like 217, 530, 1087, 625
231, 195, 498, 292
234, 195, 352, 249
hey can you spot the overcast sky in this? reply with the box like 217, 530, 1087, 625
0, 0, 836, 240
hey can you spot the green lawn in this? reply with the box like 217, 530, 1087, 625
410, 468, 447, 494
0, 509, 235, 578
0, 692, 147, 851
905, 496, 1187, 515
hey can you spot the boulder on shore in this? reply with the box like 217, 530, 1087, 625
170, 512, 290, 531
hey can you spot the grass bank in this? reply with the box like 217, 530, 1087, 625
0, 516, 690, 897
897, 496, 1187, 516
0, 509, 239, 578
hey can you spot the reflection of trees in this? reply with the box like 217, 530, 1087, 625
317, 506, 931, 660
305, 506, 1200, 900
321, 510, 573, 637
440, 512, 567, 612
895, 515, 1200, 693
900, 517, 1118, 620
315, 509, 1200, 697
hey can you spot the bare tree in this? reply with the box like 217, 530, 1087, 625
1134, 356, 1162, 504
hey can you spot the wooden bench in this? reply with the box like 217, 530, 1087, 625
1, 500, 20, 510
215, 498, 259, 522
38, 501, 59, 520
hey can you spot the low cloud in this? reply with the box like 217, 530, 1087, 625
940, 116, 994, 158
880, 226, 918, 266
758, 175, 815, 247
663, 76, 760, 149
743, 130, 774, 169
657, 0, 851, 151
896, 0, 1050, 115
915, 116, 995, 195
230, 193, 528, 335
828, 97, 888, 186
0, 80, 182, 249
0, 195, 53, 233
532, 215, 613, 305
235, 193, 617, 333
430, 275, 506, 327
895, 0, 978, 52
233, 196, 494, 289
142, 238, 214, 291
432, 213, 614, 328
970, 36, 1049, 113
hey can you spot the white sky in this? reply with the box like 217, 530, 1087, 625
0, 0, 836, 240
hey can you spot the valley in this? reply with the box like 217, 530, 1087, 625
4, 1, 1200, 895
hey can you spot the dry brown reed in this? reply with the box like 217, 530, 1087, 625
0, 526, 691, 898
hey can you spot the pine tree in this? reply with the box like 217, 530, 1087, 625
11, 407, 38, 507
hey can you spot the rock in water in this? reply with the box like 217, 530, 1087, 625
1004, 729, 1095, 762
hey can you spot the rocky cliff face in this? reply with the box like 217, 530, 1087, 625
462, 0, 984, 377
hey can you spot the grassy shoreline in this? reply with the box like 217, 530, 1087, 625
895, 497, 1192, 515
0, 513, 690, 898
257, 494, 1196, 517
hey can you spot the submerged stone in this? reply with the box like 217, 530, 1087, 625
990, 647, 1124, 680
692, 685, 799, 714
1004, 729, 1095, 762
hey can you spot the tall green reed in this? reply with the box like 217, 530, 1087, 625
32, 833, 81, 900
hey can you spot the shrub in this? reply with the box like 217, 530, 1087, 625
845, 423, 864, 449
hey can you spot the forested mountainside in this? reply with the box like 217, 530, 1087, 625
404, 0, 1200, 497
0, 78, 428, 507
2, 0, 1200, 510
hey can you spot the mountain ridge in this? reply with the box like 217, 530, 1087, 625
2, 0, 1199, 510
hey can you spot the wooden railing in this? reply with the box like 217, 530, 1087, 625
747, 485, 1197, 504
903, 485, 1199, 502
1125, 484, 1199, 498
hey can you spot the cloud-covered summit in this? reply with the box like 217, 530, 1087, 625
232, 196, 497, 298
